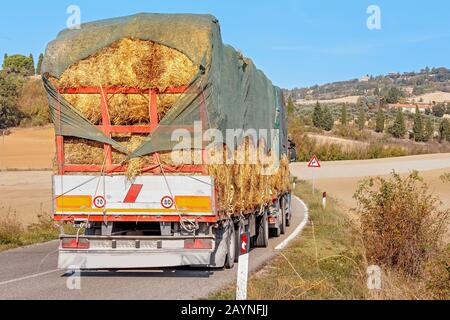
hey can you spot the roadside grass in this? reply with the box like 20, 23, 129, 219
0, 207, 71, 252
211, 175, 449, 300
211, 181, 368, 300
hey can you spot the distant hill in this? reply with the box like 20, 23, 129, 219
286, 67, 450, 102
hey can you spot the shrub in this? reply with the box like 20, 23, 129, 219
0, 211, 24, 246
17, 79, 50, 127
354, 171, 450, 276
423, 245, 450, 299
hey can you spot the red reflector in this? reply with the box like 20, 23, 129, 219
269, 216, 277, 224
61, 238, 90, 249
184, 239, 213, 250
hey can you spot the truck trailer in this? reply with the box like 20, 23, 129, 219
42, 13, 293, 270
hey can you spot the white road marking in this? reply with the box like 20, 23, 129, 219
0, 269, 61, 286
275, 196, 309, 251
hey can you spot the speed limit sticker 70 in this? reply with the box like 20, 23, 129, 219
161, 196, 174, 209
93, 196, 106, 209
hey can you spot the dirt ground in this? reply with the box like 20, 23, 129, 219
0, 126, 55, 170
0, 171, 52, 225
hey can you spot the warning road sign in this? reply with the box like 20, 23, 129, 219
308, 155, 321, 168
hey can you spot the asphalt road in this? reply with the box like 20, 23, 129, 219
290, 153, 450, 180
0, 197, 306, 300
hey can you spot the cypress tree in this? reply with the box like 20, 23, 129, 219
439, 119, 450, 142
375, 107, 385, 133
412, 106, 424, 142
312, 101, 323, 128
340, 104, 348, 126
390, 108, 406, 138
424, 117, 434, 141
36, 53, 44, 75
322, 106, 334, 131
357, 107, 366, 130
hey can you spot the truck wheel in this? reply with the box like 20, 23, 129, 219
255, 211, 269, 248
280, 198, 287, 235
234, 222, 244, 263
225, 222, 236, 269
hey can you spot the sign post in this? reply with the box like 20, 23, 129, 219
307, 155, 321, 194
236, 232, 250, 300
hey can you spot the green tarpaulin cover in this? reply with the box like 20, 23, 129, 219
42, 13, 287, 160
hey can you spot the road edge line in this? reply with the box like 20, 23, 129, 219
0, 269, 61, 287
275, 196, 309, 251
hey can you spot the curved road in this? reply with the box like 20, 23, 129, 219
0, 197, 306, 300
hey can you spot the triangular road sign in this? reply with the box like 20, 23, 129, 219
308, 155, 321, 168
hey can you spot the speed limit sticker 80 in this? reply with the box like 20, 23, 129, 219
161, 196, 174, 209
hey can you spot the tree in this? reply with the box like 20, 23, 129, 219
389, 108, 406, 138
0, 73, 23, 129
382, 87, 403, 104
2, 54, 35, 76
424, 117, 434, 141
36, 53, 44, 75
357, 106, 366, 130
375, 107, 385, 133
439, 119, 450, 143
412, 106, 424, 142
373, 87, 380, 96
432, 103, 446, 118
340, 104, 348, 126
425, 108, 431, 115
29, 54, 35, 75
321, 106, 334, 131
312, 101, 322, 128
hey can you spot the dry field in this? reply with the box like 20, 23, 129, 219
291, 153, 450, 240
0, 126, 55, 170
296, 95, 360, 105
409, 91, 450, 104
296, 91, 450, 105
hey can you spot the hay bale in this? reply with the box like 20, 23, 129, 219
55, 38, 197, 125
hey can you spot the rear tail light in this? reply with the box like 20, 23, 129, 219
61, 238, 90, 249
269, 216, 278, 224
184, 239, 213, 250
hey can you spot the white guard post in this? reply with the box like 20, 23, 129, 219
236, 232, 250, 300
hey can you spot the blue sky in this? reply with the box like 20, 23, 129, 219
0, 0, 448, 89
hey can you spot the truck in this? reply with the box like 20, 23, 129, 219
42, 13, 295, 270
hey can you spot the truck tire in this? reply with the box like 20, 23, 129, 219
255, 211, 269, 248
225, 222, 236, 269
280, 198, 287, 235
234, 221, 244, 263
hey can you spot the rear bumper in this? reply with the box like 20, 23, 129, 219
58, 249, 213, 269
58, 236, 216, 269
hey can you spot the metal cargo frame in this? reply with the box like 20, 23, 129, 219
55, 85, 208, 175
